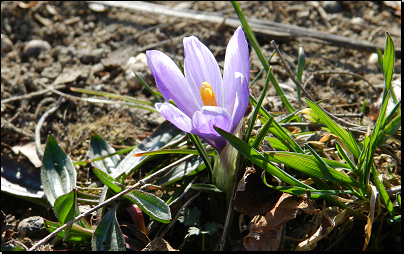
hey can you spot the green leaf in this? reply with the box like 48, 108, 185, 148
249, 94, 272, 120
382, 33, 395, 102
135, 73, 163, 102
92, 167, 123, 193
111, 121, 185, 179
264, 137, 289, 151
133, 148, 215, 157
244, 67, 271, 143
335, 142, 358, 172
263, 151, 362, 187
44, 219, 93, 243
262, 172, 352, 198
371, 164, 394, 218
232, 1, 296, 114
54, 189, 77, 239
154, 156, 206, 187
191, 183, 223, 194
70, 87, 154, 106
296, 47, 305, 111
92, 203, 126, 251
305, 98, 361, 158
41, 134, 76, 206
378, 112, 401, 146
183, 207, 201, 226
89, 133, 121, 174
124, 190, 171, 223
186, 133, 213, 181
376, 47, 384, 73
214, 126, 311, 189
268, 120, 303, 153
251, 116, 273, 149
204, 222, 219, 235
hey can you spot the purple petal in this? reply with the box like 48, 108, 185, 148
222, 26, 250, 116
230, 72, 249, 134
147, 50, 200, 118
183, 36, 222, 107
192, 106, 232, 152
156, 103, 195, 134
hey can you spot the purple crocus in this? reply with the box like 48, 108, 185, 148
146, 26, 249, 154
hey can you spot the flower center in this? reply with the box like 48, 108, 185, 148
200, 82, 217, 106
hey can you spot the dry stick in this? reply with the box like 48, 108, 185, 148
270, 40, 367, 130
1, 84, 67, 104
34, 97, 64, 161
34, 97, 57, 119
2, 121, 35, 138
28, 154, 195, 251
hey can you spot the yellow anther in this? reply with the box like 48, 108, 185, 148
200, 82, 217, 106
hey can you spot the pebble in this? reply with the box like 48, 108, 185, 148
22, 39, 51, 59
322, 1, 342, 13
368, 53, 379, 65
17, 216, 48, 239
1, 34, 13, 53
125, 53, 148, 91
350, 17, 366, 25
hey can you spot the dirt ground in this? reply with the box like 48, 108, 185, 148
1, 1, 401, 251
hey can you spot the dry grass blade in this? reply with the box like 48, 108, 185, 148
295, 209, 348, 251
363, 185, 379, 251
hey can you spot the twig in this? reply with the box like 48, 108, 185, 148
1, 84, 67, 104
35, 97, 64, 161
271, 40, 315, 102
1, 121, 35, 138
34, 97, 57, 119
28, 154, 195, 251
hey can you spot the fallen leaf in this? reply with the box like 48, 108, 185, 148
233, 167, 281, 216
243, 193, 318, 251
11, 142, 44, 168
141, 237, 177, 251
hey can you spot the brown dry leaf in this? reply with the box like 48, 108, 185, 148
233, 167, 280, 216
243, 193, 318, 251
363, 185, 378, 251
141, 237, 177, 251
295, 208, 348, 250
11, 142, 44, 168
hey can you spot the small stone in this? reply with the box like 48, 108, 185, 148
322, 1, 342, 13
22, 39, 51, 60
1, 34, 13, 53
368, 53, 379, 65
351, 17, 366, 25
17, 216, 48, 239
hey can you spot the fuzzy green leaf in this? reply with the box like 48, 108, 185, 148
89, 133, 121, 174
41, 134, 76, 206
44, 219, 93, 243
124, 190, 171, 223
92, 167, 123, 193
92, 203, 126, 251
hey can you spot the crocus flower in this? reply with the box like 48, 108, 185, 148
146, 26, 250, 154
